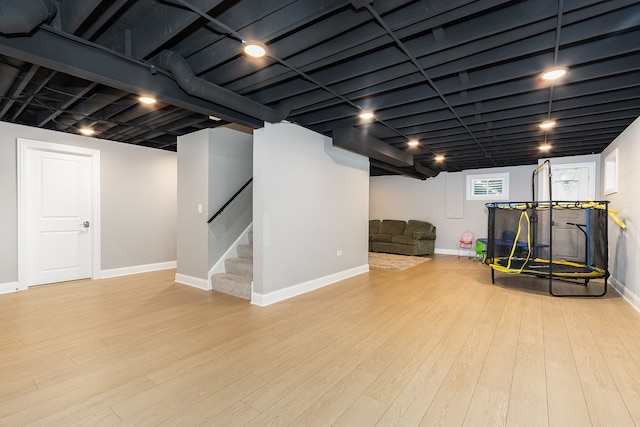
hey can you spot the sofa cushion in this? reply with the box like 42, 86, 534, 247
412, 231, 433, 240
391, 235, 417, 245
405, 220, 436, 240
369, 219, 381, 235
379, 219, 406, 236
371, 233, 393, 243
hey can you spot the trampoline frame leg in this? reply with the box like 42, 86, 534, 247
549, 274, 608, 298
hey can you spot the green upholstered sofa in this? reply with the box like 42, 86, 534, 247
369, 219, 436, 256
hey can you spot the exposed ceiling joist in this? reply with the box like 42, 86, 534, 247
0, 0, 636, 175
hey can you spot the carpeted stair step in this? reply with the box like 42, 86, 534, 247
225, 258, 253, 277
237, 244, 253, 260
211, 273, 251, 300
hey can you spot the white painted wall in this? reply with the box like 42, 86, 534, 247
176, 129, 209, 285
253, 122, 369, 305
601, 116, 640, 309
0, 122, 177, 288
370, 164, 534, 253
100, 142, 176, 271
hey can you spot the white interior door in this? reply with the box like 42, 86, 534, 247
551, 164, 594, 201
539, 162, 595, 201
538, 162, 595, 262
20, 141, 99, 287
551, 208, 586, 263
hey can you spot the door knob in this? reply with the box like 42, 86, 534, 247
83, 221, 90, 228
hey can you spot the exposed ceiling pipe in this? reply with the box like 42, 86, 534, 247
157, 50, 289, 124
0, 0, 55, 35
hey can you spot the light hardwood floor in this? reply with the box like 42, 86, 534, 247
1, 255, 640, 426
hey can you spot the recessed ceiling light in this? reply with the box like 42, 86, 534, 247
539, 120, 556, 130
359, 111, 374, 120
208, 115, 222, 121
139, 96, 156, 105
539, 144, 552, 151
243, 41, 267, 58
407, 140, 419, 147
541, 67, 567, 81
435, 155, 445, 162
79, 128, 95, 136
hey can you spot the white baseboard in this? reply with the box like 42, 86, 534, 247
175, 273, 210, 291
100, 261, 177, 279
610, 276, 640, 314
251, 264, 369, 307
3, 262, 177, 294
0, 281, 19, 295
435, 248, 459, 256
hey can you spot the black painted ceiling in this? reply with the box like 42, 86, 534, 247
0, 0, 638, 179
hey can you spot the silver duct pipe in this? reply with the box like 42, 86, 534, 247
0, 0, 55, 34
157, 50, 289, 124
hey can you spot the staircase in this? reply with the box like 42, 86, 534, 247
211, 232, 253, 300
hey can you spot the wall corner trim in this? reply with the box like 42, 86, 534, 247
175, 272, 210, 290
250, 264, 369, 307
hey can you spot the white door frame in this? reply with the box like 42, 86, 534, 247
17, 139, 101, 290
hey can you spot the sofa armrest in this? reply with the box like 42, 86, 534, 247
413, 231, 436, 240
412, 231, 429, 240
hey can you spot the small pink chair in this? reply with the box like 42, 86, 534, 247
458, 231, 474, 259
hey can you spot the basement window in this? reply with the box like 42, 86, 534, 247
466, 173, 509, 200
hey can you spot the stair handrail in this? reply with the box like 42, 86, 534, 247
207, 177, 253, 223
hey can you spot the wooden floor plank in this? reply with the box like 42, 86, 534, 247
332, 394, 388, 427
419, 287, 509, 426
580, 298, 640, 425
463, 290, 523, 427
1, 257, 640, 426
243, 291, 422, 426
542, 296, 592, 427
375, 283, 497, 425
27, 377, 155, 426
507, 292, 548, 427
362, 277, 478, 406
562, 299, 634, 426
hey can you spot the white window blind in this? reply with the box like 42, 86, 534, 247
467, 173, 509, 200
473, 178, 503, 195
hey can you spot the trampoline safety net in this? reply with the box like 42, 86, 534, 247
485, 201, 609, 296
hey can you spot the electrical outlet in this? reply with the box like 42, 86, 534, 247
337, 250, 342, 256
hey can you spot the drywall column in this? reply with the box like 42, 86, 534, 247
176, 129, 209, 288
253, 122, 370, 306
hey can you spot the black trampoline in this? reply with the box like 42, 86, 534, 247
484, 160, 621, 297
492, 257, 606, 278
